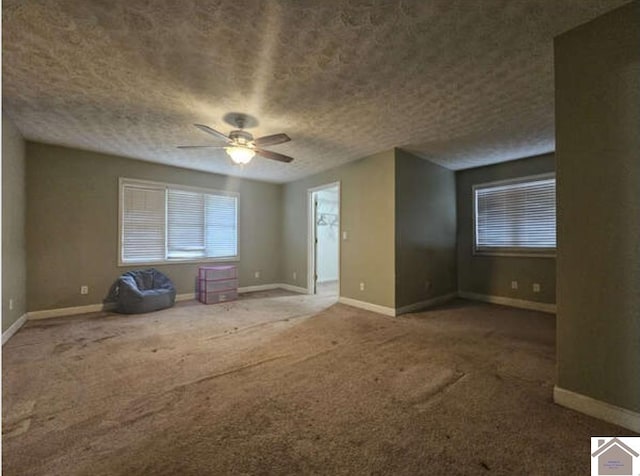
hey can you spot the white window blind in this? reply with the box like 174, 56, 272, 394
168, 190, 205, 259
121, 185, 166, 263
474, 176, 556, 254
206, 194, 238, 258
120, 179, 238, 265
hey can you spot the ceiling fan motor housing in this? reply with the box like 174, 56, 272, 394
229, 130, 253, 146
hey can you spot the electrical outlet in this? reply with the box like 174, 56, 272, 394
425, 280, 432, 291
533, 283, 541, 293
511, 281, 518, 290
254, 271, 260, 279
359, 282, 365, 291
342, 231, 348, 240
9, 298, 14, 311
292, 271, 297, 281
80, 285, 89, 295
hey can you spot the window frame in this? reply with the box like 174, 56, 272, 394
118, 177, 240, 266
472, 173, 556, 258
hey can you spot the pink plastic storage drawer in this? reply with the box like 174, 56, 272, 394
199, 290, 238, 304
199, 265, 237, 281
199, 278, 238, 293
197, 265, 239, 304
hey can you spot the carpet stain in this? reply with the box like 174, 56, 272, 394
120, 393, 181, 427
412, 371, 468, 411
2, 400, 36, 439
2, 417, 32, 438
92, 335, 117, 344
172, 354, 290, 392
52, 343, 75, 354
203, 314, 307, 341
290, 348, 335, 366
374, 332, 412, 347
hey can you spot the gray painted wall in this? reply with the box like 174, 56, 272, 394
2, 112, 27, 332
281, 150, 396, 308
456, 154, 556, 304
26, 142, 283, 312
395, 149, 456, 308
555, 1, 640, 413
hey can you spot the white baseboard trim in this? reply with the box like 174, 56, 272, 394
2, 314, 28, 345
24, 285, 309, 321
176, 293, 195, 302
458, 291, 556, 314
554, 386, 640, 433
396, 293, 458, 315
238, 284, 280, 293
238, 283, 308, 294
338, 297, 396, 317
339, 293, 457, 317
30, 295, 193, 319
278, 283, 309, 294
27, 303, 116, 320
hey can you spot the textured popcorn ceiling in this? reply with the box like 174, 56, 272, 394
2, 0, 630, 183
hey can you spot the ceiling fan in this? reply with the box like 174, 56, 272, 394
177, 115, 294, 165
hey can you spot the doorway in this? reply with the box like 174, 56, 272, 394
308, 183, 340, 297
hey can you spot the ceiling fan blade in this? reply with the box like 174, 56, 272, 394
193, 124, 230, 142
253, 133, 291, 147
255, 148, 294, 163
177, 145, 227, 149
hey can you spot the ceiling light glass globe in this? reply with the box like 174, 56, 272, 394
226, 146, 255, 165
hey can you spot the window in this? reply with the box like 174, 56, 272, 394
473, 174, 556, 256
119, 178, 238, 265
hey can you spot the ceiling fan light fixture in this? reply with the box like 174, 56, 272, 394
226, 145, 255, 165
182, 122, 294, 164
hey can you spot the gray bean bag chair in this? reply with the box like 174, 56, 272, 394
106, 269, 176, 314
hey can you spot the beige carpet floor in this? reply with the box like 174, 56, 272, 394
2, 292, 635, 475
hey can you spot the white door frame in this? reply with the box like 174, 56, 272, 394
307, 181, 341, 295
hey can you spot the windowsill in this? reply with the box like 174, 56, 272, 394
117, 256, 240, 267
473, 250, 555, 259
